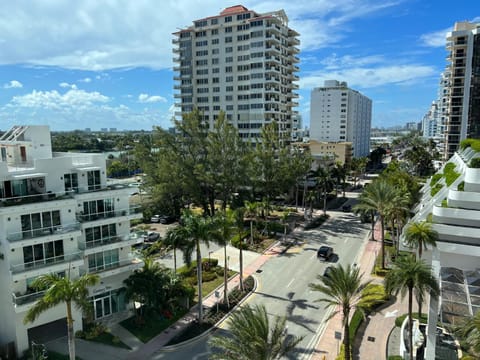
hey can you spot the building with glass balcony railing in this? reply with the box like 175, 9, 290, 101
172, 5, 300, 141
0, 125, 143, 355
400, 145, 480, 359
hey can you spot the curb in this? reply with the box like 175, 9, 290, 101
158, 275, 258, 352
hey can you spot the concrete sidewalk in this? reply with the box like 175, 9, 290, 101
122, 241, 287, 360
310, 221, 413, 360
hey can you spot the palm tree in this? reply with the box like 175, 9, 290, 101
315, 166, 332, 216
280, 211, 290, 242
305, 190, 316, 219
353, 206, 376, 241
231, 207, 249, 292
454, 311, 480, 357
385, 256, 439, 360
212, 210, 237, 307
355, 180, 398, 269
208, 304, 303, 360
385, 190, 410, 255
176, 209, 216, 323
24, 272, 100, 360
404, 221, 438, 259
309, 264, 371, 360
244, 200, 259, 244
163, 227, 184, 273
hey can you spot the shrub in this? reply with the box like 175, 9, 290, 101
395, 313, 428, 327
388, 356, 404, 360
431, 183, 443, 197
441, 199, 448, 207
444, 163, 456, 172
470, 157, 480, 168
349, 310, 363, 343
430, 173, 442, 186
460, 138, 480, 151
458, 181, 465, 191
202, 271, 217, 282
444, 171, 460, 186
359, 284, 388, 313
75, 330, 86, 339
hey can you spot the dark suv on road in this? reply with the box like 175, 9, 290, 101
317, 246, 333, 261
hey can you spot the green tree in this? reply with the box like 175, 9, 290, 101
385, 256, 439, 360
163, 227, 186, 273
230, 207, 249, 291
355, 180, 398, 269
175, 210, 217, 323
24, 273, 100, 360
208, 304, 303, 360
244, 200, 259, 244
315, 166, 333, 216
309, 264, 371, 360
207, 113, 249, 210
404, 221, 438, 259
385, 190, 410, 255
212, 210, 237, 306
454, 311, 480, 357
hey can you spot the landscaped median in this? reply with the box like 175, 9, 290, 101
164, 275, 256, 347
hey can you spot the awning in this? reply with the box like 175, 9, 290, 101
76, 166, 101, 171
12, 172, 47, 179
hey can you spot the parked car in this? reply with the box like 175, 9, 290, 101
342, 204, 352, 212
317, 246, 334, 261
151, 214, 161, 223
159, 215, 175, 224
144, 231, 160, 242
323, 266, 334, 278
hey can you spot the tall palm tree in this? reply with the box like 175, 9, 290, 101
404, 221, 438, 259
176, 209, 216, 323
212, 210, 237, 307
305, 190, 316, 219
385, 256, 439, 360
353, 205, 376, 241
355, 180, 397, 269
309, 264, 371, 360
24, 272, 100, 360
385, 190, 410, 255
208, 304, 303, 360
163, 227, 184, 273
280, 211, 290, 242
315, 166, 332, 216
244, 200, 259, 244
231, 207, 249, 292
454, 311, 480, 357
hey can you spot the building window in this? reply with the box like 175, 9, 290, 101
85, 224, 117, 248
87, 170, 101, 191
21, 210, 61, 239
22, 240, 64, 268
88, 249, 119, 272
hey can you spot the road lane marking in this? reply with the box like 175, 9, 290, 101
287, 278, 295, 288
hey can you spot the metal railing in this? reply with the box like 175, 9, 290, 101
77, 205, 141, 222
85, 256, 142, 274
7, 222, 81, 242
12, 290, 45, 306
79, 232, 143, 250
0, 190, 74, 207
10, 252, 83, 274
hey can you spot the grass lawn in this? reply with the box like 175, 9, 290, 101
194, 269, 236, 302
120, 309, 188, 343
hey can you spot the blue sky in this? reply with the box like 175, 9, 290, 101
0, 0, 479, 131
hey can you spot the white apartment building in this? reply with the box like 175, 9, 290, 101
0, 125, 143, 356
400, 146, 480, 359
173, 5, 300, 140
310, 80, 372, 158
422, 100, 442, 138
443, 21, 480, 159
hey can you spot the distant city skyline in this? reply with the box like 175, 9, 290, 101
0, 1, 479, 131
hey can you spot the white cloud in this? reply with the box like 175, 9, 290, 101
9, 89, 109, 109
3, 80, 23, 89
420, 27, 451, 47
79, 77, 92, 83
300, 62, 436, 89
138, 93, 167, 103
59, 82, 77, 89
0, 0, 402, 70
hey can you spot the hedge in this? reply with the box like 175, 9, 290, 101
430, 183, 443, 197
430, 173, 442, 186
460, 138, 480, 151
470, 158, 480, 168
394, 313, 428, 327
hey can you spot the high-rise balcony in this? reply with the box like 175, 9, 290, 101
79, 232, 143, 251
77, 205, 141, 223
12, 290, 45, 309
7, 222, 81, 243
81, 255, 143, 279
10, 251, 83, 276
0, 190, 74, 208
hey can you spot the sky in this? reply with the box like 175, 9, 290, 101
0, 0, 479, 132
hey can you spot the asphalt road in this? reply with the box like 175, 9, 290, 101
151, 211, 370, 360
